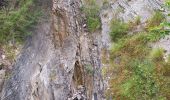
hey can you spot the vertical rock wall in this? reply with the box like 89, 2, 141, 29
1, 0, 104, 99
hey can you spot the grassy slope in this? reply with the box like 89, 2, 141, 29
106, 10, 170, 100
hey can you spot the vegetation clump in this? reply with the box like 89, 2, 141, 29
108, 31, 170, 99
0, 0, 41, 44
82, 0, 101, 32
0, 0, 42, 72
106, 4, 170, 99
146, 11, 165, 30
149, 48, 165, 61
109, 19, 129, 41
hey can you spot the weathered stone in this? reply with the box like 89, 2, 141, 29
0, 70, 5, 97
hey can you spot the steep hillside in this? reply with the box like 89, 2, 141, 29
0, 0, 169, 100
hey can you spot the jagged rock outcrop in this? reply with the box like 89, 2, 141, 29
1, 0, 104, 100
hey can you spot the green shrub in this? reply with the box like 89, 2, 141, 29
144, 1, 170, 43
107, 4, 170, 99
109, 57, 169, 99
108, 31, 169, 99
121, 60, 162, 100
0, 0, 41, 44
146, 26, 170, 42
87, 16, 101, 32
109, 19, 129, 41
144, 11, 168, 42
134, 16, 141, 25
146, 11, 165, 30
110, 32, 149, 59
82, 1, 101, 32
149, 48, 164, 61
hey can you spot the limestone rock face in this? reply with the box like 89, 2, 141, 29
1, 0, 104, 99
0, 0, 165, 100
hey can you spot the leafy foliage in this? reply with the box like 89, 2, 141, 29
0, 0, 41, 44
82, 0, 101, 32
108, 31, 170, 99
109, 19, 129, 41
107, 8, 170, 99
121, 60, 161, 100
149, 48, 164, 61
146, 11, 165, 30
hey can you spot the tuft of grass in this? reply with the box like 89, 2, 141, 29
149, 48, 165, 61
143, 1, 170, 43
82, 1, 101, 32
3, 45, 16, 62
87, 16, 101, 32
110, 32, 149, 59
146, 26, 170, 42
84, 0, 96, 5
146, 11, 165, 30
109, 19, 129, 41
127, 16, 141, 31
85, 64, 94, 75
144, 11, 169, 42
134, 16, 141, 25
102, 0, 109, 7
163, 55, 170, 76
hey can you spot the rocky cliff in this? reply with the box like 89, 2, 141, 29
0, 0, 166, 100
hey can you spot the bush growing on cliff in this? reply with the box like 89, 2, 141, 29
146, 11, 165, 30
82, 1, 101, 32
109, 19, 129, 41
108, 33, 170, 99
149, 48, 164, 61
120, 60, 161, 100
0, 0, 41, 44
108, 27, 170, 99
146, 23, 170, 42
104, 1, 170, 100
